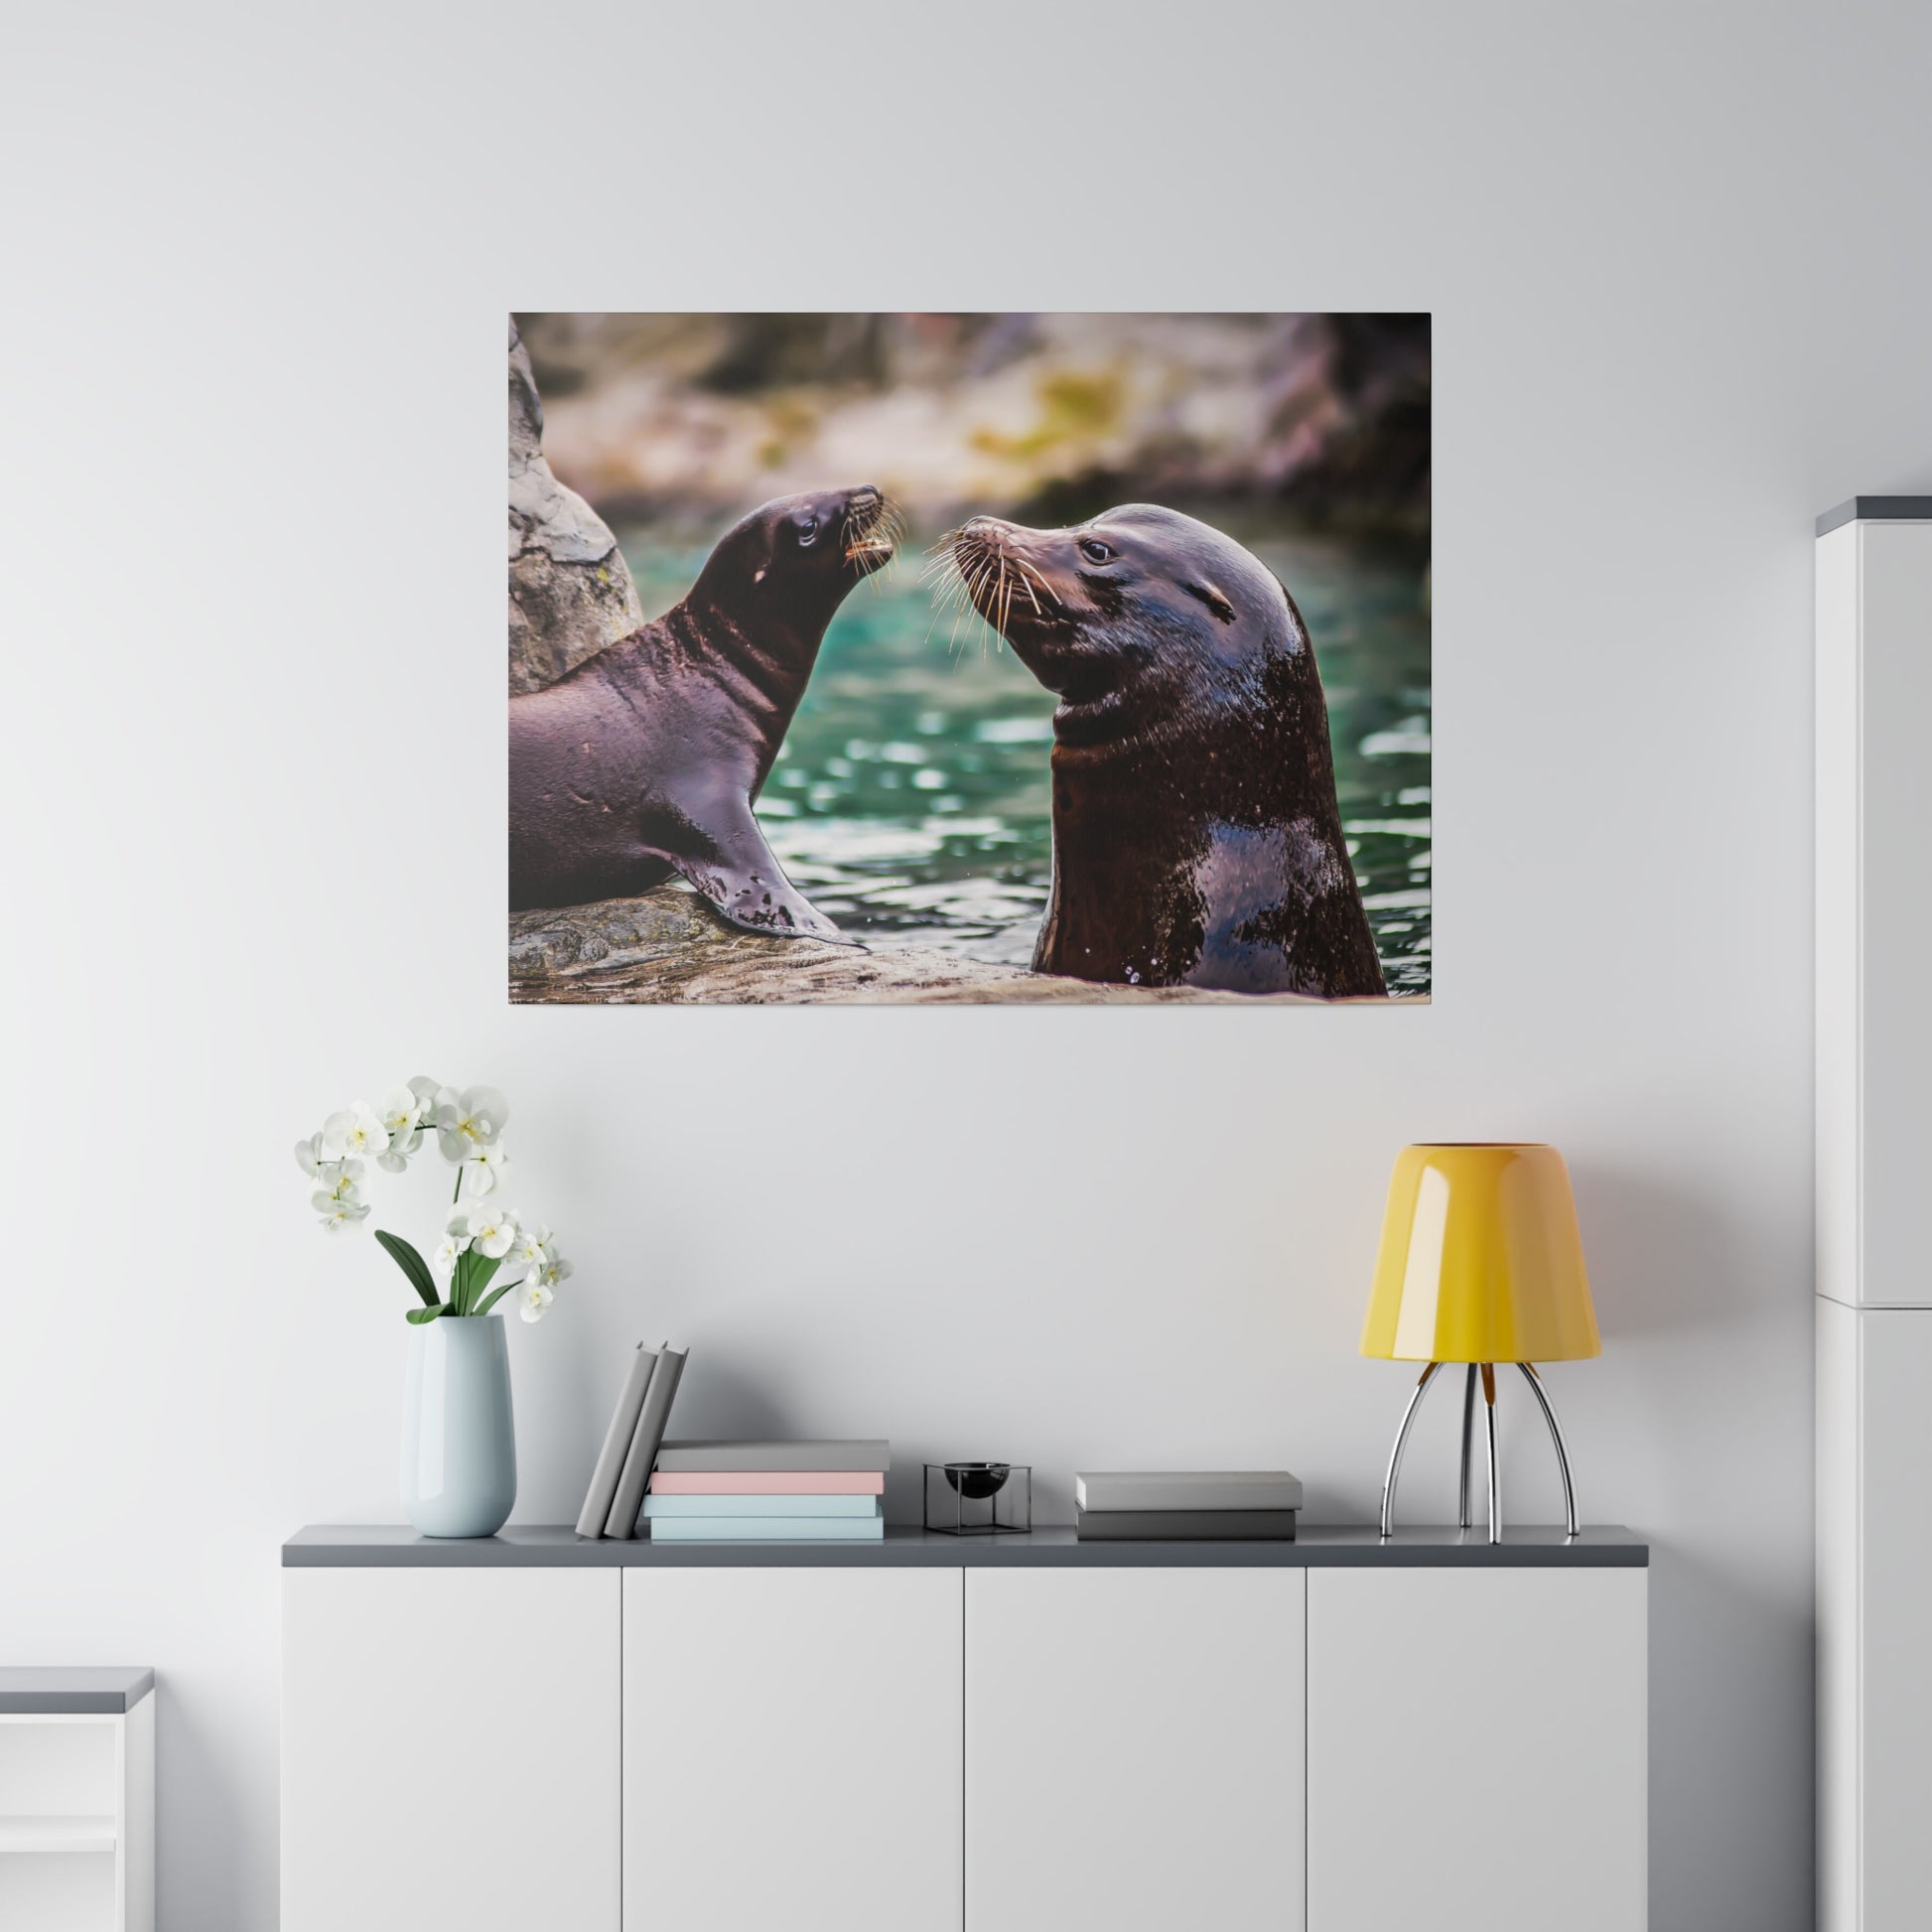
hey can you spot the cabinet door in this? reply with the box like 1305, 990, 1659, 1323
282, 1568, 621, 1932
1307, 1568, 1645, 1932
1860, 1308, 1932, 1926
966, 1568, 1306, 1932
623, 1567, 962, 1932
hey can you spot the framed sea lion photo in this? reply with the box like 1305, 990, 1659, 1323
507, 313, 1430, 1006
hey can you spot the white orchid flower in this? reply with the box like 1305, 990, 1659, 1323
293, 1133, 329, 1180
321, 1101, 389, 1164
314, 1190, 370, 1235
509, 1221, 552, 1269
432, 1233, 464, 1281
376, 1087, 427, 1171
378, 1085, 424, 1136
313, 1160, 365, 1204
517, 1281, 555, 1323
434, 1085, 508, 1163
460, 1144, 514, 1198
464, 1204, 519, 1260
532, 1253, 573, 1292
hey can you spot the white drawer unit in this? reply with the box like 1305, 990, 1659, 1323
282, 1526, 1647, 1932
0, 1670, 154, 1932
1815, 499, 1932, 1932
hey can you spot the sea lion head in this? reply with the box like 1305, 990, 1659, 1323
694, 484, 902, 630
936, 504, 1303, 753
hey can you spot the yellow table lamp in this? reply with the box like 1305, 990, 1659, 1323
1363, 1144, 1598, 1543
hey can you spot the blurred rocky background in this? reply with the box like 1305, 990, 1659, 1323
513, 312, 1429, 538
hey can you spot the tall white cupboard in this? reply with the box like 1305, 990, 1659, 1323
1815, 497, 1932, 1932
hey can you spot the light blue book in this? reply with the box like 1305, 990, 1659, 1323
647, 1515, 887, 1543
640, 1493, 883, 1520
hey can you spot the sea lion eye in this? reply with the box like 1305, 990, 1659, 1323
1078, 538, 1114, 564
797, 516, 819, 546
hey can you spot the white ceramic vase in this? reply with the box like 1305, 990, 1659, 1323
400, 1315, 516, 1538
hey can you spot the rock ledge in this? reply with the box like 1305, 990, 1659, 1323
508, 891, 1348, 1006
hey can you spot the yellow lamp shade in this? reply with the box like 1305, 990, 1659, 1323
1361, 1145, 1599, 1364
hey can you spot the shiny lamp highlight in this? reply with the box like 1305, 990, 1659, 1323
1362, 1144, 1598, 1543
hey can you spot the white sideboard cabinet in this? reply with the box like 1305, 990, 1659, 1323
1816, 499, 1932, 1932
284, 1524, 1645, 1932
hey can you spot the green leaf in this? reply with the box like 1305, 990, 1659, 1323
374, 1229, 439, 1309
474, 1279, 516, 1318
404, 1304, 447, 1325
465, 1253, 504, 1314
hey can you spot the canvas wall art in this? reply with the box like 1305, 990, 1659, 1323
507, 313, 1430, 1005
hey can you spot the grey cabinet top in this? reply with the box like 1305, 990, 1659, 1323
0, 1667, 154, 1714
1817, 496, 1932, 536
285, 1524, 1646, 1570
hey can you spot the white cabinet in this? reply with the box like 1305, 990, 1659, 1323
1815, 500, 1932, 1932
281, 1568, 621, 1932
0, 1683, 152, 1932
283, 1534, 1645, 1932
621, 1568, 961, 1932
965, 1567, 1306, 1932
1307, 1568, 1647, 1932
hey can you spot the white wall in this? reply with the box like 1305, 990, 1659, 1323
3, 4, 1927, 1926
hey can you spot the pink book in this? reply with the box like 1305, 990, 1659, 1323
647, 1469, 887, 1495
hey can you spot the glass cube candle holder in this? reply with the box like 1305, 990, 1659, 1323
924, 1462, 1032, 1535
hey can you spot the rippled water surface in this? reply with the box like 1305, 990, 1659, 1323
620, 516, 1432, 996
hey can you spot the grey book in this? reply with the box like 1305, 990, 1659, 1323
574, 1343, 658, 1539
605, 1344, 689, 1539
1075, 1471, 1305, 1513
653, 1439, 890, 1474
1075, 1507, 1298, 1541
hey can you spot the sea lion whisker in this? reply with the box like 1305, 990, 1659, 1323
1012, 557, 1058, 610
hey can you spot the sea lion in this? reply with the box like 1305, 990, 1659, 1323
933, 505, 1388, 997
509, 486, 901, 936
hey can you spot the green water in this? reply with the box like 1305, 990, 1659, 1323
619, 517, 1432, 996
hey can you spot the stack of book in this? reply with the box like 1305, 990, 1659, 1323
642, 1441, 889, 1543
1073, 1470, 1303, 1540
575, 1341, 690, 1541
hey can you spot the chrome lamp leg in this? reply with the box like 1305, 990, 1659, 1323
1457, 1364, 1477, 1530
1481, 1362, 1501, 1544
1378, 1361, 1442, 1539
1518, 1362, 1580, 1537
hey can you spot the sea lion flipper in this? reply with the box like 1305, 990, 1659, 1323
669, 802, 858, 947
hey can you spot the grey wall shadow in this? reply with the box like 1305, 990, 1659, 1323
156, 1675, 263, 1932
1569, 1157, 1812, 1344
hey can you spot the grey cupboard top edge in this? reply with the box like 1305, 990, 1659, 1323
284, 1524, 1647, 1569
0, 1667, 154, 1714
1816, 496, 1932, 536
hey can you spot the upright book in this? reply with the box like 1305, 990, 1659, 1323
575, 1342, 657, 1539
604, 1343, 689, 1539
